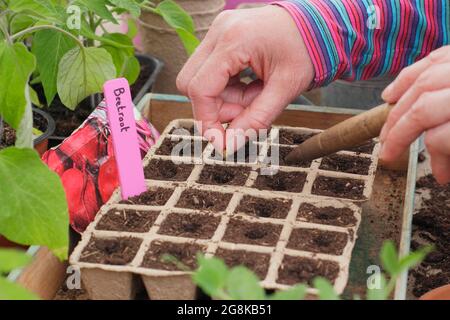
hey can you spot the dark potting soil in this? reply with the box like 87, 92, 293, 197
157, 212, 220, 239
79, 237, 142, 265
45, 97, 93, 137
0, 112, 47, 149
277, 130, 316, 145
277, 255, 340, 286
254, 170, 307, 193
144, 159, 194, 181
130, 58, 153, 98
156, 137, 207, 157
141, 240, 205, 271
236, 195, 292, 219
120, 187, 173, 206
409, 174, 450, 297
211, 141, 259, 163
267, 145, 312, 168
312, 176, 365, 200
197, 165, 251, 186
215, 248, 271, 280
169, 124, 197, 136
175, 189, 232, 212
297, 203, 357, 227
319, 153, 371, 175
96, 208, 159, 233
222, 218, 282, 247
287, 228, 348, 255
0, 122, 16, 149
344, 140, 375, 154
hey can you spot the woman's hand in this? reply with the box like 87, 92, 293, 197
176, 6, 314, 151
380, 46, 450, 184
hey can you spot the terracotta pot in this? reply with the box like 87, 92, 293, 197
138, 0, 225, 93
420, 284, 450, 300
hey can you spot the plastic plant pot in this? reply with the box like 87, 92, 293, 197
33, 107, 55, 156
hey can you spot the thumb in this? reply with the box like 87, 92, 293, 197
226, 78, 295, 152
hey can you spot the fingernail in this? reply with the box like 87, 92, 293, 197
379, 143, 385, 158
382, 84, 392, 100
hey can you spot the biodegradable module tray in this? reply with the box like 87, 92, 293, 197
70, 119, 380, 300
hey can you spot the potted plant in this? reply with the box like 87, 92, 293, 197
138, 0, 224, 93
1, 0, 198, 145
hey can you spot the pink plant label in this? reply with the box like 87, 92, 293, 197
103, 78, 146, 199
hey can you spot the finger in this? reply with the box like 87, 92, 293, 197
176, 29, 218, 95
218, 103, 245, 123
187, 50, 249, 151
226, 78, 293, 152
380, 88, 450, 161
380, 62, 450, 142
382, 46, 450, 103
425, 122, 450, 184
220, 80, 263, 106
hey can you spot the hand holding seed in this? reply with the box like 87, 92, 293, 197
380, 45, 450, 184
176, 6, 314, 151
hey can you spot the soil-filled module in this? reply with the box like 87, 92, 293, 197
70, 119, 379, 300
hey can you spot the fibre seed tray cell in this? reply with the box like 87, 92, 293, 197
70, 119, 380, 300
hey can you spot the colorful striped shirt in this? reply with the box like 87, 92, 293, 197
274, 0, 450, 88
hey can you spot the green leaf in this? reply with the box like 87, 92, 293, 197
101, 32, 134, 56
193, 256, 229, 299
0, 277, 38, 300
32, 29, 77, 105
0, 41, 36, 129
270, 284, 307, 300
29, 85, 42, 107
154, 0, 200, 55
101, 33, 137, 83
398, 245, 433, 273
226, 266, 265, 300
8, 0, 63, 23
0, 249, 32, 273
57, 47, 116, 109
14, 92, 33, 148
9, 14, 36, 35
366, 274, 388, 300
75, 0, 118, 24
156, 0, 195, 33
313, 277, 340, 300
0, 147, 69, 259
122, 55, 140, 84
126, 18, 138, 38
174, 27, 200, 56
80, 21, 134, 49
380, 240, 400, 276
109, 0, 141, 18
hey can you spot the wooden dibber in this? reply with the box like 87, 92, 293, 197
285, 103, 395, 164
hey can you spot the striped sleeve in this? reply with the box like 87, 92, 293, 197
273, 0, 450, 88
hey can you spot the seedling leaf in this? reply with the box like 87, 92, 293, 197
270, 284, 307, 300
109, 0, 141, 18
193, 255, 229, 299
0, 41, 36, 128
57, 47, 115, 109
380, 240, 400, 276
0, 147, 69, 260
32, 29, 76, 105
0, 249, 32, 273
366, 273, 388, 300
226, 266, 265, 300
0, 277, 38, 300
154, 0, 200, 55
313, 277, 340, 300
